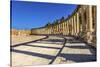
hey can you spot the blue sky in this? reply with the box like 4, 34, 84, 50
11, 0, 77, 30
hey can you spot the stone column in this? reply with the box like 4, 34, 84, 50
64, 22, 66, 35
70, 19, 72, 35
89, 6, 93, 32
76, 13, 80, 36
61, 23, 63, 35
58, 24, 60, 34
49, 26, 51, 34
56, 25, 57, 34
49, 27, 50, 34
71, 18, 73, 35
56, 25, 58, 34
72, 18, 74, 35
67, 21, 69, 35
54, 26, 55, 34
65, 21, 67, 35
55, 26, 56, 34
48, 28, 49, 34
52, 25, 55, 34
62, 22, 64, 35
74, 15, 77, 36
68, 20, 70, 35
69, 19, 72, 35
87, 5, 93, 44
73, 16, 75, 36
74, 16, 76, 36
73, 17, 75, 36
63, 22, 66, 35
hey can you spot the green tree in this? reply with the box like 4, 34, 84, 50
45, 22, 51, 27
53, 19, 59, 25
60, 16, 65, 23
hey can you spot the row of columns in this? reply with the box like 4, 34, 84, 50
44, 12, 80, 36
31, 5, 96, 47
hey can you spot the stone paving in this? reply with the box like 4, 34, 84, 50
53, 43, 96, 64
11, 35, 96, 67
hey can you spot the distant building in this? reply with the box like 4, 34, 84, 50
11, 29, 31, 36
11, 29, 18, 35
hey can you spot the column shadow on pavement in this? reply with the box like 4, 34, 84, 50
11, 49, 55, 60
59, 53, 96, 62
